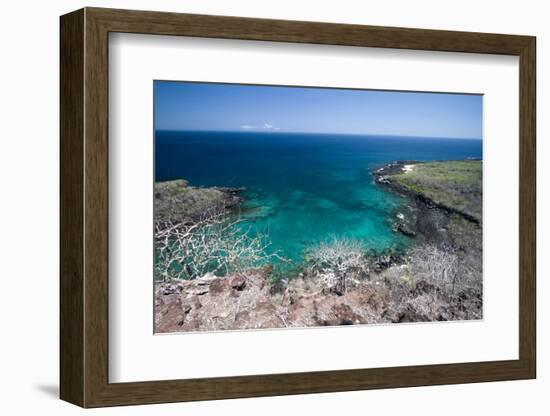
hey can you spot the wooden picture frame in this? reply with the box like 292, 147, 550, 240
60, 7, 536, 408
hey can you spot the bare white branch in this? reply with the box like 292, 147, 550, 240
155, 210, 285, 281
304, 238, 371, 293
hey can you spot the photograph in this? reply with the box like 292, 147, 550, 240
153, 81, 483, 333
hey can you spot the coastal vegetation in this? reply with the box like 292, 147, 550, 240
388, 160, 482, 221
154, 159, 483, 332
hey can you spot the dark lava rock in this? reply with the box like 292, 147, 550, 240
229, 275, 246, 291
394, 222, 417, 237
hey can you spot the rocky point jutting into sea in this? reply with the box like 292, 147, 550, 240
154, 159, 483, 332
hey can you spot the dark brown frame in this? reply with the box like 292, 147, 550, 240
60, 7, 536, 408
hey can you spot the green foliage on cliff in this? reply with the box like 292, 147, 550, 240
154, 179, 238, 225
390, 160, 482, 222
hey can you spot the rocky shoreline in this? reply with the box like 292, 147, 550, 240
154, 179, 245, 226
373, 160, 480, 246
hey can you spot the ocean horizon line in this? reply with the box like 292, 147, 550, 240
154, 129, 482, 141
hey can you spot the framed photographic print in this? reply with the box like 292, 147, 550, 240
60, 7, 536, 408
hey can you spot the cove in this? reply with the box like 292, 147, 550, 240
155, 131, 482, 262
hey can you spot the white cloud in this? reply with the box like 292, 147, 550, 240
263, 123, 282, 131
242, 123, 282, 131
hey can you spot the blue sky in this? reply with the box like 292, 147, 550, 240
154, 81, 482, 139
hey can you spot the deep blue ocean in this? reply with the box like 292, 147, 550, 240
155, 131, 482, 263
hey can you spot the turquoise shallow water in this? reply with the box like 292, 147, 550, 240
155, 131, 482, 263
